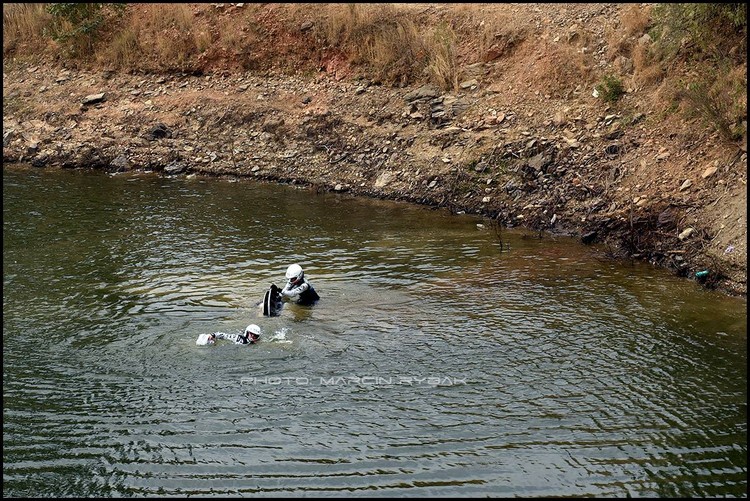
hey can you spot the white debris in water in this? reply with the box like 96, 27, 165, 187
268, 328, 292, 344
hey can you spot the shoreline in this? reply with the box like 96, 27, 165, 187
3, 63, 746, 298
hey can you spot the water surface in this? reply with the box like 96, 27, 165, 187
3, 165, 747, 497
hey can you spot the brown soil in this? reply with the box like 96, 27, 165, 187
3, 3, 747, 297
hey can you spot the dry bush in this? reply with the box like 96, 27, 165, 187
318, 4, 385, 48
2, 3, 52, 56
358, 18, 423, 84
97, 4, 210, 72
442, 5, 526, 64
314, 4, 428, 85
100, 27, 140, 69
424, 22, 459, 91
606, 5, 652, 61
538, 43, 594, 95
632, 41, 665, 87
620, 4, 652, 38
679, 66, 747, 142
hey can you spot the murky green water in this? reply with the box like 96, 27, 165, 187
3, 165, 746, 497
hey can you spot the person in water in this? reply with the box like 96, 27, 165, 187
280, 264, 320, 306
207, 324, 261, 345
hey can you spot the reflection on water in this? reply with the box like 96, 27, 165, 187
3, 165, 747, 497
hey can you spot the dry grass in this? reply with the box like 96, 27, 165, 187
313, 4, 428, 85
632, 41, 665, 87
96, 4, 213, 71
424, 22, 459, 91
2, 3, 52, 56
605, 4, 653, 64
620, 4, 652, 38
317, 3, 376, 48
3, 2, 744, 112
311, 3, 520, 89
0, 3, 528, 88
360, 18, 423, 85
140, 4, 208, 69
527, 41, 595, 97
102, 27, 140, 69
679, 65, 748, 142
439, 4, 526, 65
597, 5, 666, 90
148, 3, 194, 32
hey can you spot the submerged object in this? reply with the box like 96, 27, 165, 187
263, 283, 284, 317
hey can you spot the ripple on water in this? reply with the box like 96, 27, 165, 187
3, 167, 746, 497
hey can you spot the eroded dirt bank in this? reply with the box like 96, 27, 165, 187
3, 4, 746, 297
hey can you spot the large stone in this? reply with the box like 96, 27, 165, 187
581, 231, 598, 244
148, 123, 171, 140
403, 85, 439, 102
701, 165, 718, 179
109, 154, 131, 172
374, 171, 394, 188
82, 93, 106, 105
164, 161, 186, 175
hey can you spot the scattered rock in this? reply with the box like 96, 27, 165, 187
701, 165, 718, 179
109, 154, 131, 172
262, 118, 285, 132
147, 123, 172, 140
403, 85, 439, 102
164, 161, 187, 175
82, 93, 106, 105
581, 231, 598, 244
678, 227, 695, 240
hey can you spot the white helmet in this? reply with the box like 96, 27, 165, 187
244, 324, 261, 339
285, 263, 304, 282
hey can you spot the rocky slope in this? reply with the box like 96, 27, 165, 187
3, 3, 746, 296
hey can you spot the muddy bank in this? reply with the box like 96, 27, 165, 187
2, 64, 746, 297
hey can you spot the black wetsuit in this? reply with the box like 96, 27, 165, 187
281, 276, 320, 305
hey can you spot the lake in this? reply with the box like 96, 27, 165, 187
3, 165, 746, 497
